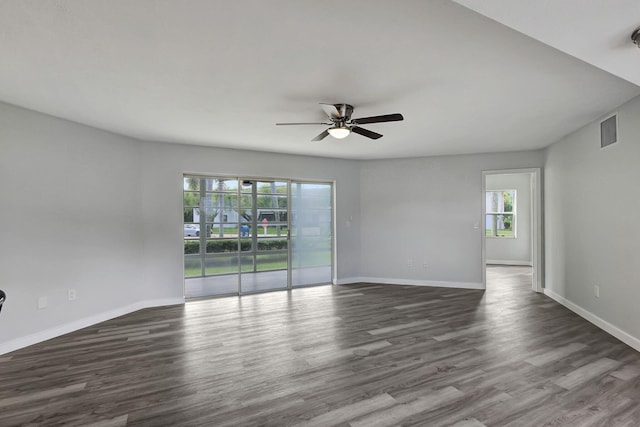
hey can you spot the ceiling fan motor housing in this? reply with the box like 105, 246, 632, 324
336, 104, 354, 122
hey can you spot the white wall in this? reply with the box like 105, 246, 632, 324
545, 94, 640, 350
358, 151, 544, 288
0, 102, 361, 354
485, 173, 532, 265
0, 102, 150, 352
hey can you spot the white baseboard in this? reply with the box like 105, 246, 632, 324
486, 260, 532, 266
336, 276, 484, 290
335, 277, 366, 285
543, 289, 640, 353
0, 297, 184, 356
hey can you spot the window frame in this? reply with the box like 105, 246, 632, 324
485, 189, 517, 239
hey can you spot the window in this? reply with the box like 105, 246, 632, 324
486, 190, 516, 238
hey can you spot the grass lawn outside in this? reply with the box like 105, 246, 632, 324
486, 229, 514, 237
185, 250, 330, 277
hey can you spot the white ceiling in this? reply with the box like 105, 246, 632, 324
453, 0, 640, 87
0, 0, 638, 160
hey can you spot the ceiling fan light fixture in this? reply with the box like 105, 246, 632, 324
328, 126, 351, 139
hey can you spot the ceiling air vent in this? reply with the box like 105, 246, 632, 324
600, 114, 618, 149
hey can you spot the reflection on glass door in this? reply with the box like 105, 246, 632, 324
291, 182, 333, 287
240, 180, 289, 293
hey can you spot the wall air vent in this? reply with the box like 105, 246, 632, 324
600, 114, 618, 149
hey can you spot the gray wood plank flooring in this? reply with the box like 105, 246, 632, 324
1, 266, 640, 426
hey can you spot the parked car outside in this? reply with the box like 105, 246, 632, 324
184, 224, 200, 237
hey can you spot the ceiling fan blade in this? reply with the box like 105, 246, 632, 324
311, 129, 330, 141
352, 126, 383, 140
319, 103, 342, 119
276, 122, 330, 126
352, 113, 404, 125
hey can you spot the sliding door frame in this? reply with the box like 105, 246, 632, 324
183, 173, 335, 298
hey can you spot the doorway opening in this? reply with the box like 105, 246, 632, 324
183, 176, 334, 298
482, 169, 542, 292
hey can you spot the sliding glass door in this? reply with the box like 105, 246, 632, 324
240, 180, 289, 293
183, 175, 333, 298
183, 177, 240, 297
291, 182, 333, 287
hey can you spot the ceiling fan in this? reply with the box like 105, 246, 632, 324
276, 103, 404, 141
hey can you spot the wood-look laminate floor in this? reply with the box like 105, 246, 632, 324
2, 266, 640, 426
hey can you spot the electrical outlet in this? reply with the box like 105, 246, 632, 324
68, 289, 77, 301
407, 259, 413, 267
594, 285, 600, 298
37, 296, 48, 309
